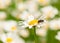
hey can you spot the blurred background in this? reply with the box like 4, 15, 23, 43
0, 0, 60, 43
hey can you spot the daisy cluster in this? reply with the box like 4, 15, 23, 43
0, 0, 60, 43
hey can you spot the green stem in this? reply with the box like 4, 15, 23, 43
33, 26, 38, 43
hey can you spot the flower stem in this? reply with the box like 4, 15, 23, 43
33, 26, 38, 43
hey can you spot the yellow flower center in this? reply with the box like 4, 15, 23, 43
11, 26, 16, 31
39, 0, 48, 5
28, 19, 38, 25
39, 0, 44, 2
6, 38, 13, 43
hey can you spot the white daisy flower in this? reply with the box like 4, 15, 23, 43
12, 10, 41, 20
26, 0, 38, 13
49, 19, 60, 30
19, 11, 31, 20
19, 15, 44, 28
0, 12, 7, 20
0, 0, 12, 9
22, 15, 35, 28
35, 0, 51, 6
3, 20, 18, 32
20, 11, 41, 20
55, 32, 60, 41
41, 6, 58, 20
31, 11, 41, 19
17, 2, 26, 12
36, 28, 47, 37
18, 29, 29, 38
0, 33, 25, 43
12, 10, 31, 20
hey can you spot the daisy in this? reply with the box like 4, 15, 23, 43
0, 0, 12, 9
55, 32, 60, 41
17, 2, 26, 12
36, 20, 48, 36
0, 32, 25, 43
0, 11, 7, 20
12, 10, 38, 20
31, 11, 41, 19
49, 19, 60, 30
38, 0, 50, 6
19, 15, 44, 28
19, 11, 31, 20
36, 28, 47, 37
26, 0, 38, 13
18, 29, 29, 38
41, 6, 58, 20
20, 11, 41, 20
12, 10, 41, 20
12, 10, 31, 20
3, 20, 18, 32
